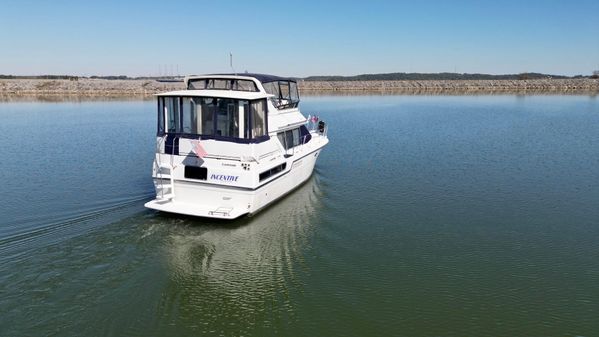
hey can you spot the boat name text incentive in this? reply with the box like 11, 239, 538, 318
210, 174, 239, 182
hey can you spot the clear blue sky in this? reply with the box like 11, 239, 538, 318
1, 0, 598, 77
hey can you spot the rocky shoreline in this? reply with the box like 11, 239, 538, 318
0, 79, 183, 97
300, 78, 599, 94
1, 78, 597, 97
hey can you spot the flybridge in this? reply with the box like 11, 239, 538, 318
185, 74, 300, 110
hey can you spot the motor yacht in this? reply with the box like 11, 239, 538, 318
144, 74, 329, 219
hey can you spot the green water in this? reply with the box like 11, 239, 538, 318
1, 95, 598, 336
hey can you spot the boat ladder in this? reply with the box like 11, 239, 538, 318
155, 135, 176, 201
156, 163, 175, 200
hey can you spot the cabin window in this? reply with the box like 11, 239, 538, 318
216, 98, 239, 137
278, 129, 299, 150
212, 80, 228, 90
277, 125, 311, 150
237, 80, 257, 91
201, 98, 216, 135
158, 96, 267, 142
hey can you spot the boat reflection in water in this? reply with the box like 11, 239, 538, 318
154, 174, 326, 331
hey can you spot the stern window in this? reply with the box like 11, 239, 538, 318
158, 96, 266, 142
166, 97, 180, 133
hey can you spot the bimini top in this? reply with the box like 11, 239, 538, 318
209, 73, 297, 83
188, 73, 297, 84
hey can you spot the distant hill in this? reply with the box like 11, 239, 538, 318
303, 72, 574, 81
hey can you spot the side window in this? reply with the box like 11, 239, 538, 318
237, 80, 258, 92
157, 97, 165, 135
263, 82, 280, 98
277, 132, 286, 149
285, 130, 294, 149
299, 124, 311, 144
251, 99, 267, 138
277, 128, 303, 150
292, 128, 300, 146
188, 80, 207, 90
263, 82, 281, 108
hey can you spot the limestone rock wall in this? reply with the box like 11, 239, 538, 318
1, 78, 597, 97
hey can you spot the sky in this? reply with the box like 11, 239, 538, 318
0, 0, 598, 77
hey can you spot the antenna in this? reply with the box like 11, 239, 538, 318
230, 52, 236, 75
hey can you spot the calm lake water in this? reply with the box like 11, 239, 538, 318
1, 95, 598, 336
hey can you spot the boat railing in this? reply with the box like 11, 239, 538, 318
205, 154, 242, 161
307, 120, 328, 139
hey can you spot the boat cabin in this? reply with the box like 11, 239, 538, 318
156, 74, 306, 148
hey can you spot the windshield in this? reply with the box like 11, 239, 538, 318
262, 80, 300, 109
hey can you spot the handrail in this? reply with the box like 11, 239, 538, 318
154, 134, 177, 200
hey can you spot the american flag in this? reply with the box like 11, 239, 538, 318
192, 139, 207, 158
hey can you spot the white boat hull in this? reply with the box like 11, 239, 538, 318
144, 146, 325, 219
